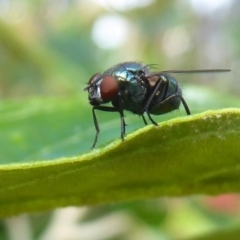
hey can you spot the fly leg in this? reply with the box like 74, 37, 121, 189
141, 77, 166, 125
146, 110, 158, 125
141, 114, 148, 125
153, 94, 191, 115
91, 106, 126, 149
179, 96, 191, 115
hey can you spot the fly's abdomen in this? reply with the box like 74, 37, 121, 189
149, 75, 182, 115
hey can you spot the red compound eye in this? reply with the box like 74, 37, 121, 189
100, 75, 118, 101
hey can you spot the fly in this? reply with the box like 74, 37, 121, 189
84, 61, 230, 148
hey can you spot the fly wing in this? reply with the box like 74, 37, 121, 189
148, 69, 230, 76
161, 69, 231, 74
146, 69, 231, 86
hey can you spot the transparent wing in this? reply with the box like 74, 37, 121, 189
146, 69, 230, 86
149, 69, 230, 76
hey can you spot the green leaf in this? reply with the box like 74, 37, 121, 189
0, 108, 240, 218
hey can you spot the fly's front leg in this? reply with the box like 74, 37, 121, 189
91, 105, 126, 148
117, 96, 126, 139
92, 107, 100, 149
119, 110, 125, 141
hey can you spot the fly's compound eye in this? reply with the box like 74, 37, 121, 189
100, 75, 118, 101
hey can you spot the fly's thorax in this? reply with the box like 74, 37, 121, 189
116, 75, 148, 114
104, 61, 150, 77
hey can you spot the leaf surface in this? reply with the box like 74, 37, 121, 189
0, 108, 240, 218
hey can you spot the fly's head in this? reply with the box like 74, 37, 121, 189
84, 73, 119, 106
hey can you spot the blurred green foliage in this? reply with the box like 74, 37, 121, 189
0, 0, 239, 98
